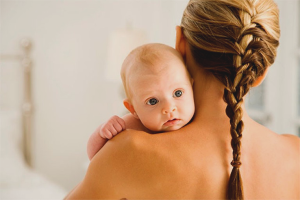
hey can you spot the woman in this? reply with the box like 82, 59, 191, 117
66, 0, 299, 199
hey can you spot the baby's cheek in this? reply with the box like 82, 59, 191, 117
141, 117, 161, 132
188, 102, 195, 114
187, 97, 195, 112
182, 104, 195, 121
189, 106, 195, 120
139, 116, 153, 129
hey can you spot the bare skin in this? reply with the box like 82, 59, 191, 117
65, 29, 300, 199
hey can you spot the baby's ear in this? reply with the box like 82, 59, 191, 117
123, 99, 139, 119
191, 78, 194, 86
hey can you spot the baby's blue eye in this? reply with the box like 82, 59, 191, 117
147, 98, 159, 105
174, 90, 183, 97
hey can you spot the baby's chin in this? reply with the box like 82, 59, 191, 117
156, 124, 185, 133
146, 125, 183, 134
162, 125, 184, 132
145, 119, 189, 133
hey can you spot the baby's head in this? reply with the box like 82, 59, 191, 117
121, 43, 195, 132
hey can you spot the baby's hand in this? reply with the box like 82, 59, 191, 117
99, 115, 126, 139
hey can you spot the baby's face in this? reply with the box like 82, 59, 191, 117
130, 58, 195, 132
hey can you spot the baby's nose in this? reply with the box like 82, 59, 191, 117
162, 105, 176, 114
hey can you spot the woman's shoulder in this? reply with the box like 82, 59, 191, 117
273, 133, 300, 196
68, 130, 180, 199
270, 131, 300, 157
257, 124, 299, 161
280, 132, 300, 146
278, 133, 300, 167
240, 120, 300, 198
91, 129, 159, 170
67, 128, 211, 199
251, 120, 299, 152
259, 128, 300, 194
65, 130, 152, 199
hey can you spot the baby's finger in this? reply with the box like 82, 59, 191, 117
107, 125, 118, 137
112, 123, 123, 134
102, 129, 113, 139
111, 115, 125, 128
99, 126, 107, 138
116, 117, 126, 130
101, 125, 114, 139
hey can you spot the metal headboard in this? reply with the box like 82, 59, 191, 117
0, 38, 33, 167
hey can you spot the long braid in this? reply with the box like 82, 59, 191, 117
181, 0, 280, 199
224, 8, 256, 199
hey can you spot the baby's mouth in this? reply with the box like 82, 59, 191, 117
163, 118, 181, 126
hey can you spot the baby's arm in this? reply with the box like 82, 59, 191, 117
87, 115, 126, 160
87, 114, 151, 161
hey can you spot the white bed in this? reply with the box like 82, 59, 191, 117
0, 39, 67, 199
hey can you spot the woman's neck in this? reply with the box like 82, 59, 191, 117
191, 69, 249, 127
192, 70, 224, 119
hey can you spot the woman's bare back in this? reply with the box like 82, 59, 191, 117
67, 115, 299, 199
240, 118, 299, 199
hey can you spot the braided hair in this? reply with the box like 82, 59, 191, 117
180, 0, 280, 199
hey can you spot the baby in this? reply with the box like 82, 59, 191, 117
87, 43, 195, 160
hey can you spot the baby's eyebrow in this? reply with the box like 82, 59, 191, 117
140, 93, 156, 102
136, 90, 153, 99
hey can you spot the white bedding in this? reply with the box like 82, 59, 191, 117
0, 111, 67, 200
1, 167, 67, 200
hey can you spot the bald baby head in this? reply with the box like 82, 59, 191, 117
121, 43, 189, 100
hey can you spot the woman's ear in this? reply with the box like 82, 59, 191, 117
123, 99, 139, 119
175, 26, 186, 57
252, 67, 269, 87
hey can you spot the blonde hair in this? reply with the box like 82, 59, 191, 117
181, 0, 280, 199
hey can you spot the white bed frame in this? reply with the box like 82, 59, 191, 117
0, 38, 33, 166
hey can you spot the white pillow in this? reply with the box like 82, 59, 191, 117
0, 110, 28, 186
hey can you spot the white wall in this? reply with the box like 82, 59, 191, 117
0, 0, 189, 190
1, 0, 298, 192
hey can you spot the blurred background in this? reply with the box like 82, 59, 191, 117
0, 0, 299, 198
